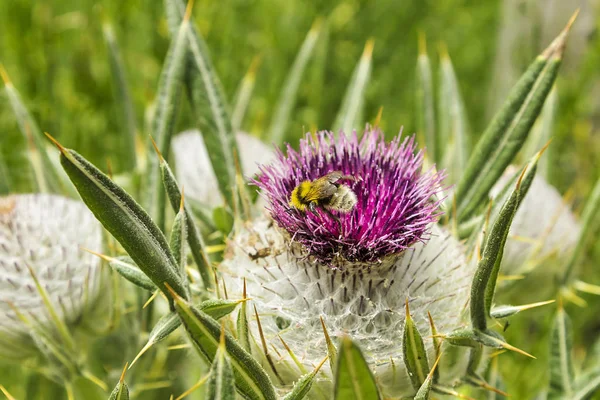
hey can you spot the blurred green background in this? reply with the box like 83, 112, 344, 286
1, 0, 600, 398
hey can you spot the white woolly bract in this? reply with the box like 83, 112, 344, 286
221, 216, 475, 397
172, 130, 274, 207
492, 169, 580, 276
0, 194, 102, 342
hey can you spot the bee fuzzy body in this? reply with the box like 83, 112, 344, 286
289, 171, 358, 213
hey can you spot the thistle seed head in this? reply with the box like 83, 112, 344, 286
0, 194, 103, 352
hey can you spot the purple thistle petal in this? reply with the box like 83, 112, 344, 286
254, 128, 446, 265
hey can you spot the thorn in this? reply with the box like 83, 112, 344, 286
143, 290, 160, 309
320, 315, 332, 344
310, 17, 324, 35
404, 297, 411, 318
373, 106, 383, 128
253, 305, 284, 384
183, 0, 195, 22
0, 64, 11, 86
516, 165, 528, 190
149, 135, 164, 162
180, 186, 185, 211
536, 139, 552, 161
501, 341, 536, 359
0, 385, 16, 400
363, 38, 375, 59
418, 31, 427, 55
247, 54, 263, 78
314, 355, 329, 374
129, 342, 152, 369
163, 282, 182, 302
120, 362, 129, 383
80, 246, 114, 263
542, 9, 579, 59
438, 41, 449, 60
517, 299, 556, 312
175, 373, 210, 400
44, 132, 67, 154
427, 350, 442, 380
489, 349, 507, 358
219, 321, 226, 348
243, 278, 247, 299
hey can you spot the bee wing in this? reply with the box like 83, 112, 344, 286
303, 177, 337, 202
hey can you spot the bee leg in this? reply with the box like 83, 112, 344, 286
323, 208, 343, 235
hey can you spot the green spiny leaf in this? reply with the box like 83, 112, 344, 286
157, 143, 213, 289
100, 254, 156, 292
571, 368, 600, 400
334, 337, 381, 400
490, 300, 555, 319
415, 34, 438, 165
522, 85, 557, 179
320, 316, 337, 371
470, 148, 541, 330
548, 305, 575, 399
414, 352, 441, 400
168, 285, 276, 400
282, 356, 328, 400
51, 137, 187, 301
403, 300, 429, 390
102, 22, 138, 172
145, 10, 190, 232
563, 173, 600, 283
207, 329, 236, 400
268, 19, 322, 144
237, 280, 251, 352
333, 39, 374, 135
170, 200, 188, 279
131, 299, 244, 367
165, 0, 242, 217
108, 364, 129, 400
439, 45, 470, 184
453, 13, 577, 222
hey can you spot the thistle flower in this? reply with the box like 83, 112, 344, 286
0, 194, 103, 357
221, 129, 475, 397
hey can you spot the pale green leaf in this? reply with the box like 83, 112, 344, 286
334, 337, 381, 400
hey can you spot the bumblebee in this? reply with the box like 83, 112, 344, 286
289, 171, 357, 213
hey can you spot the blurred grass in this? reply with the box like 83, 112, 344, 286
2, 0, 600, 398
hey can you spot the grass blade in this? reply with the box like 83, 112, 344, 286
334, 337, 381, 400
1, 65, 65, 194
102, 22, 139, 171
548, 304, 574, 398
415, 34, 438, 164
49, 135, 187, 301
333, 39, 374, 135
232, 56, 261, 131
166, 284, 277, 400
267, 19, 322, 144
453, 12, 577, 222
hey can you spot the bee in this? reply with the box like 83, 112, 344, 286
289, 171, 358, 213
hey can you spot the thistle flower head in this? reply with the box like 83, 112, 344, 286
0, 194, 103, 354
255, 129, 445, 265
221, 129, 474, 397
